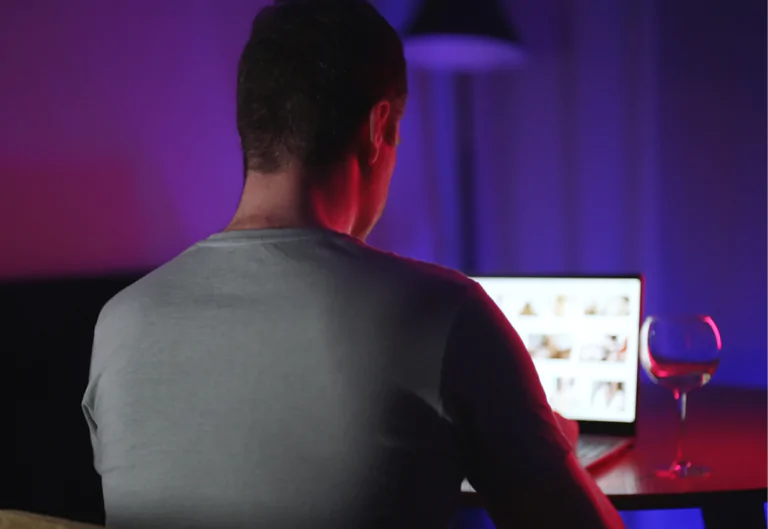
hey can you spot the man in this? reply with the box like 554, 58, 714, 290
83, 1, 625, 528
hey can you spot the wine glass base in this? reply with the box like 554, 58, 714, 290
655, 462, 710, 479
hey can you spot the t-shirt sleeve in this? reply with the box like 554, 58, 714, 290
81, 304, 117, 473
439, 282, 572, 497
82, 380, 100, 470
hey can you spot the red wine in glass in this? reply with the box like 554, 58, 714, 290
640, 315, 722, 478
647, 359, 720, 393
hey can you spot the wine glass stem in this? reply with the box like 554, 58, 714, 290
675, 391, 688, 465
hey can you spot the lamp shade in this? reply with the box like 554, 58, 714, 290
403, 0, 524, 71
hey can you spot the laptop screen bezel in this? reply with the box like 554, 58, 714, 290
468, 273, 644, 437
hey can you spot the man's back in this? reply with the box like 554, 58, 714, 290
85, 228, 628, 529
85, 229, 480, 528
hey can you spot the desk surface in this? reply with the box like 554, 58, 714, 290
593, 385, 766, 510
463, 385, 767, 511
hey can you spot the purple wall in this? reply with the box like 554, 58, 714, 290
5, 0, 761, 387
656, 0, 766, 388
0, 0, 249, 275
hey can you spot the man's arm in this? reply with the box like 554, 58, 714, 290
440, 283, 624, 529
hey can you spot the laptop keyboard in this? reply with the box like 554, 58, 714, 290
576, 436, 629, 468
460, 436, 629, 492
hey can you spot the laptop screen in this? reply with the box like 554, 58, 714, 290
471, 276, 642, 424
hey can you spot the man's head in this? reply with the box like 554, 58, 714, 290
234, 0, 407, 239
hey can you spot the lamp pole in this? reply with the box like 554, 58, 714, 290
456, 74, 477, 274
403, 0, 523, 273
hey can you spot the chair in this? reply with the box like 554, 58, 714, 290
0, 511, 104, 529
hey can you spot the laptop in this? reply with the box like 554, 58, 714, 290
466, 275, 643, 480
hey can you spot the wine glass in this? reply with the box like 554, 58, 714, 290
639, 315, 722, 478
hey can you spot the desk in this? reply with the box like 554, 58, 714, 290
463, 386, 767, 528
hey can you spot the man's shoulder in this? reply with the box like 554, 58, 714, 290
356, 243, 477, 293
95, 252, 192, 327
93, 273, 155, 336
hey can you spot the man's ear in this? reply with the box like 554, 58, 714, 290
368, 100, 392, 166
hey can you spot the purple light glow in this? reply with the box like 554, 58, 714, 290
404, 35, 525, 72
0, 0, 763, 395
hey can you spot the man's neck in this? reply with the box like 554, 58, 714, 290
225, 214, 322, 232
225, 168, 358, 236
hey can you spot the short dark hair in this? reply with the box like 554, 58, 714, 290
236, 0, 407, 175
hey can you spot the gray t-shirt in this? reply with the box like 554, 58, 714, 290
83, 228, 569, 529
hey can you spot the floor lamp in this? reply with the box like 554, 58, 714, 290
403, 0, 524, 273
